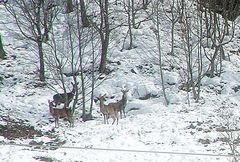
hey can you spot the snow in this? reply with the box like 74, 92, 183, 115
0, 1, 240, 162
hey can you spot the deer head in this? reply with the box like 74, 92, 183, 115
53, 82, 78, 106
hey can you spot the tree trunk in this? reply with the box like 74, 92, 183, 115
99, 38, 108, 73
66, 0, 74, 13
0, 34, 6, 59
79, 0, 90, 27
127, 0, 133, 49
99, 0, 110, 74
155, 1, 169, 105
37, 39, 45, 81
43, 9, 50, 42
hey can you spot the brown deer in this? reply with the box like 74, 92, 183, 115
108, 89, 129, 119
48, 100, 74, 127
98, 94, 109, 124
99, 95, 119, 125
53, 82, 77, 107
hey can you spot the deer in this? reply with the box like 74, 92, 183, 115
98, 95, 119, 125
48, 100, 74, 127
119, 89, 128, 118
53, 82, 77, 107
98, 94, 109, 124
108, 89, 129, 119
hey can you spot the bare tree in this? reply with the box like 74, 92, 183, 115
200, 0, 235, 78
162, 0, 180, 55
149, 0, 169, 105
122, 0, 135, 50
179, 0, 198, 101
5, 0, 58, 81
90, 0, 151, 72
175, 0, 207, 101
121, 0, 152, 50
195, 1, 205, 102
218, 102, 240, 162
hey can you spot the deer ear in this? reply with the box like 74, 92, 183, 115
71, 82, 79, 86
121, 89, 129, 93
99, 94, 107, 99
94, 98, 99, 103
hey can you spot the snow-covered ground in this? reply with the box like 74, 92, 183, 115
0, 2, 240, 162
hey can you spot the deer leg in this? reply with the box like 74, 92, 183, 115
112, 116, 116, 125
116, 112, 119, 125
103, 114, 106, 124
106, 114, 109, 124
57, 117, 59, 127
69, 120, 73, 127
54, 119, 57, 128
114, 111, 119, 125
70, 117, 74, 127
111, 113, 118, 125
120, 110, 123, 119
68, 117, 73, 127
123, 109, 126, 118
55, 117, 59, 128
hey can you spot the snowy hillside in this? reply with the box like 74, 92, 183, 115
0, 1, 240, 162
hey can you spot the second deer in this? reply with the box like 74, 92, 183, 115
99, 95, 119, 125
48, 100, 74, 127
109, 89, 129, 119
53, 82, 77, 107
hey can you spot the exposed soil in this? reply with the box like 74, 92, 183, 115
0, 116, 43, 140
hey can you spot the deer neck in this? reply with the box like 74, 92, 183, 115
122, 94, 127, 103
49, 102, 54, 114
99, 100, 104, 110
71, 86, 75, 95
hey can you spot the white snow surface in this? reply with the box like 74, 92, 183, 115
0, 2, 240, 162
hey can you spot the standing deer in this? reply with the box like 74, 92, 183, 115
53, 82, 77, 107
48, 100, 74, 127
99, 95, 119, 125
98, 94, 109, 124
119, 89, 128, 118
108, 89, 129, 119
